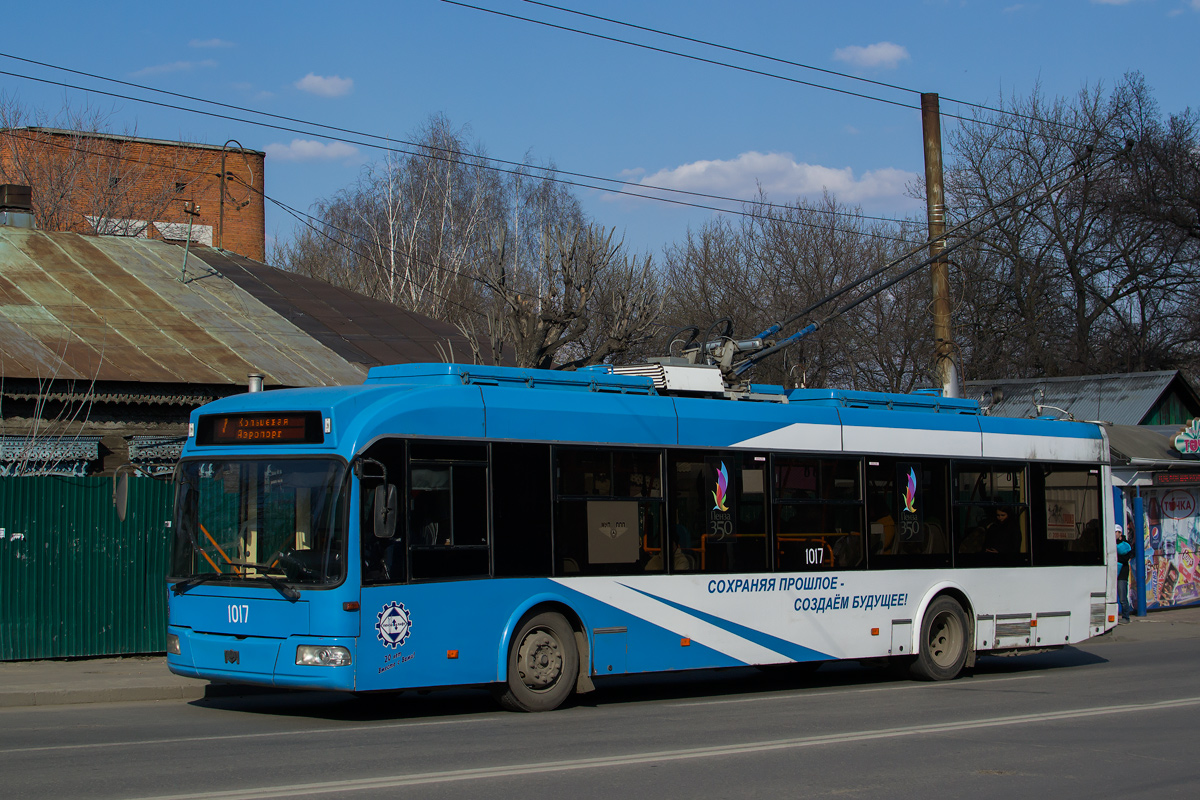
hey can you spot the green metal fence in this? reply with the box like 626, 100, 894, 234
0, 476, 174, 661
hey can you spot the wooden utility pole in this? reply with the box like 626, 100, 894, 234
921, 93, 959, 398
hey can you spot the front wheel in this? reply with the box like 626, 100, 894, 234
910, 596, 969, 681
494, 612, 579, 712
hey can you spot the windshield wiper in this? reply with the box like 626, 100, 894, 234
235, 563, 302, 601
171, 566, 300, 602
172, 572, 234, 596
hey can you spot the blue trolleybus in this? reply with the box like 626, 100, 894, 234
165, 361, 1118, 711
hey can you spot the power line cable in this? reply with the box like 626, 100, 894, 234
0, 51, 911, 228
731, 147, 1123, 375
517, 0, 1090, 134
1, 128, 508, 318
0, 66, 923, 246
442, 0, 1094, 139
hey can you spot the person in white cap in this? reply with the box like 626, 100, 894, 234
1116, 524, 1133, 622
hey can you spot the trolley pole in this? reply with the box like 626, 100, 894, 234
921, 93, 959, 399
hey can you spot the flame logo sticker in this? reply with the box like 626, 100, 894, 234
902, 468, 918, 513
712, 462, 730, 512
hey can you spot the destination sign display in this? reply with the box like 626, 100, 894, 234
197, 412, 323, 446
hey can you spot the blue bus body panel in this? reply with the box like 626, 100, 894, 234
167, 585, 361, 691
673, 395, 843, 450
480, 386, 678, 445
352, 578, 825, 690
345, 385, 486, 452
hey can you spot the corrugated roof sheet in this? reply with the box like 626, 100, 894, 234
195, 247, 485, 370
964, 372, 1183, 425
0, 227, 488, 390
1104, 424, 1192, 465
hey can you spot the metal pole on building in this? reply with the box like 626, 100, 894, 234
921, 93, 960, 398
180, 202, 200, 283
1133, 493, 1147, 617
219, 139, 245, 252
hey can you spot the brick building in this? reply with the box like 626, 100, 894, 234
0, 127, 265, 261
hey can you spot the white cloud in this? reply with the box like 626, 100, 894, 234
265, 139, 360, 162
832, 41, 909, 69
294, 73, 354, 97
623, 151, 918, 208
189, 38, 234, 48
130, 59, 217, 77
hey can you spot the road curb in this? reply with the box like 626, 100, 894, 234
0, 683, 208, 709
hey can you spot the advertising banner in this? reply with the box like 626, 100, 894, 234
1141, 487, 1200, 610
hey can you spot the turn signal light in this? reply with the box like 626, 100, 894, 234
871, 628, 880, 636
1108, 615, 1116, 623
343, 601, 360, 612
447, 650, 459, 659
681, 638, 691, 647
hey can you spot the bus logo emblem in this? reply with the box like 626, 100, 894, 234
375, 601, 412, 649
903, 468, 918, 513
712, 462, 730, 512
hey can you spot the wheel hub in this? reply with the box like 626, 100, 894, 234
927, 611, 963, 668
517, 630, 562, 689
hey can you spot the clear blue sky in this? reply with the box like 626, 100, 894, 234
2, 0, 1197, 258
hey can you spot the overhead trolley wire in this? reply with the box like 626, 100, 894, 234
729, 146, 1123, 376
7, 127, 650, 322
443, 0, 1096, 140
517, 0, 1092, 134
0, 52, 912, 230
0, 66, 923, 247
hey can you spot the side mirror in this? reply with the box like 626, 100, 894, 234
113, 472, 129, 522
373, 484, 399, 539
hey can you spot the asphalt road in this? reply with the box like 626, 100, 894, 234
3, 631, 1197, 800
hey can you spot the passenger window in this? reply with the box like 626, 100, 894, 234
866, 458, 950, 570
1032, 466, 1103, 566
774, 456, 864, 571
409, 444, 489, 580
953, 462, 1030, 567
668, 452, 769, 574
553, 447, 663, 576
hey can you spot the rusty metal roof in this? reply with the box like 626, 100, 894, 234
0, 227, 486, 390
195, 247, 487, 371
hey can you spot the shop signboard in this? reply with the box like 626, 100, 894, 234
1173, 419, 1200, 456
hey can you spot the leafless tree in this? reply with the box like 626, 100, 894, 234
661, 192, 931, 392
473, 224, 663, 369
0, 94, 186, 236
277, 113, 663, 367
944, 75, 1200, 381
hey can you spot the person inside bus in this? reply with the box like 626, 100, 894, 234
983, 506, 1021, 553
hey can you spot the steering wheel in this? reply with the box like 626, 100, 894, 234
268, 548, 316, 581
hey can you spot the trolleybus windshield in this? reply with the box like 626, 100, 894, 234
170, 458, 349, 590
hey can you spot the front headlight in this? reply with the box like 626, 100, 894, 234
296, 645, 352, 667
166, 633, 181, 656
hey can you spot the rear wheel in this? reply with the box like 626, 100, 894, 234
910, 596, 969, 681
494, 612, 578, 712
